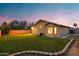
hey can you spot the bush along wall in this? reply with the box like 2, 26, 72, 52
1, 26, 10, 35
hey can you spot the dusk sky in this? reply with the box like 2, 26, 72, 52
0, 3, 79, 27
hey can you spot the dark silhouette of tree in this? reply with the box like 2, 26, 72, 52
28, 22, 34, 29
73, 23, 78, 29
9, 20, 28, 30
9, 20, 20, 29
73, 23, 78, 34
1, 20, 33, 31
19, 21, 27, 29
2, 22, 8, 26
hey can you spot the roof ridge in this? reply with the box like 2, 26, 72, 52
39, 19, 71, 28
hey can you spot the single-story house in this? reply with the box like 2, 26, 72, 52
32, 20, 71, 38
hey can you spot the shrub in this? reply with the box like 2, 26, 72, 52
1, 26, 10, 35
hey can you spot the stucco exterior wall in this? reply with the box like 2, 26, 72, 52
32, 20, 70, 38
58, 27, 69, 37
32, 21, 47, 35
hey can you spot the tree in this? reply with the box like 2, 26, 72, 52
2, 22, 8, 26
19, 21, 27, 29
1, 22, 10, 35
27, 22, 34, 30
73, 23, 78, 29
9, 20, 28, 30
9, 20, 20, 29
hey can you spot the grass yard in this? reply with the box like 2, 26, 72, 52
0, 34, 70, 54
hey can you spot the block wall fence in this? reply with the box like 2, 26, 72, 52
0, 30, 1, 36
0, 30, 32, 36
9, 30, 32, 36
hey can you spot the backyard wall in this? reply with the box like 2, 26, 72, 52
9, 30, 32, 36
0, 30, 1, 36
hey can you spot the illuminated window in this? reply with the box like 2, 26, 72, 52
54, 27, 57, 34
48, 28, 53, 34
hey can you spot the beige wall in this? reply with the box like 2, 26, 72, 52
32, 21, 70, 38
45, 25, 69, 38
32, 21, 47, 35
58, 27, 69, 37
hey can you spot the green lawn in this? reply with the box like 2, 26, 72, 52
0, 34, 70, 54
